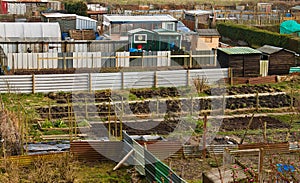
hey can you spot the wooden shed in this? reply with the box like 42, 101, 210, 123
217, 47, 262, 77
257, 45, 296, 75
193, 29, 220, 50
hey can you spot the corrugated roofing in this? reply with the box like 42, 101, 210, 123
291, 6, 300, 11
256, 45, 283, 54
218, 47, 262, 55
153, 29, 181, 35
128, 28, 154, 34
184, 10, 212, 16
104, 14, 178, 23
196, 29, 220, 36
42, 13, 96, 22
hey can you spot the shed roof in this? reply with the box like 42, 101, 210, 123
184, 10, 212, 16
0, 22, 61, 41
256, 45, 283, 54
153, 29, 181, 36
128, 28, 154, 34
42, 13, 97, 22
103, 14, 178, 24
291, 6, 300, 11
218, 47, 261, 55
196, 29, 220, 36
257, 45, 295, 55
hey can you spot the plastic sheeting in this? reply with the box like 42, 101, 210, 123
0, 22, 61, 41
280, 20, 300, 34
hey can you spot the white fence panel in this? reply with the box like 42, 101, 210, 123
157, 51, 170, 67
116, 52, 129, 67
0, 75, 32, 93
92, 72, 122, 90
123, 71, 154, 89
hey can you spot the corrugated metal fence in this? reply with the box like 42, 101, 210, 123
0, 68, 228, 93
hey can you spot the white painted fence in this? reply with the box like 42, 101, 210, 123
6, 51, 216, 70
0, 68, 228, 93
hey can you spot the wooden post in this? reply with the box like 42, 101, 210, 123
37, 54, 40, 71
258, 148, 264, 183
32, 74, 35, 94
116, 54, 118, 68
68, 98, 73, 142
89, 73, 92, 93
114, 103, 117, 138
85, 97, 88, 119
121, 71, 124, 89
154, 71, 157, 88
108, 100, 111, 139
189, 50, 192, 68
48, 100, 51, 120
63, 53, 66, 70
202, 115, 207, 159
264, 122, 267, 143
256, 92, 259, 111
120, 97, 123, 139
190, 96, 193, 115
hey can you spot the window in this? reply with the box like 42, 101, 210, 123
205, 37, 212, 43
162, 22, 175, 31
134, 34, 147, 43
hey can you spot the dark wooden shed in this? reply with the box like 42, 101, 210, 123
257, 45, 296, 75
217, 47, 262, 77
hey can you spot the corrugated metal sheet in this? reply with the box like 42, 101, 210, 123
218, 47, 262, 55
0, 74, 32, 93
0, 68, 228, 93
70, 141, 124, 162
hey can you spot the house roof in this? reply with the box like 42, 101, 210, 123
218, 47, 261, 55
103, 15, 178, 24
196, 29, 220, 36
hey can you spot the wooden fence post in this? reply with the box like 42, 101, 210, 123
89, 73, 92, 93
202, 115, 207, 160
189, 50, 192, 68
258, 148, 264, 183
154, 71, 157, 88
186, 69, 190, 86
121, 71, 124, 89
63, 54, 66, 70
37, 54, 40, 71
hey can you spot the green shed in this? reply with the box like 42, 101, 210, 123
128, 28, 182, 52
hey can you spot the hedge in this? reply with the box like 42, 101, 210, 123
216, 22, 300, 53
